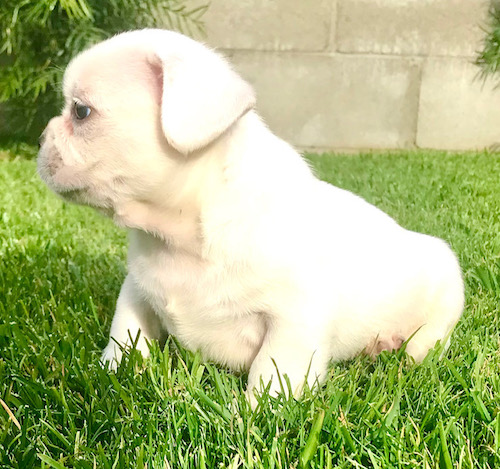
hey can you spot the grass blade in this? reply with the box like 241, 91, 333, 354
300, 408, 325, 468
38, 454, 68, 469
438, 420, 453, 469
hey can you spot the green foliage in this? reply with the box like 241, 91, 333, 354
1, 149, 499, 467
476, 1, 500, 80
0, 0, 206, 142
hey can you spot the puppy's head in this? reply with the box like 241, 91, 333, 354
38, 29, 255, 212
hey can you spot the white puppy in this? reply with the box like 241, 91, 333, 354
38, 29, 464, 406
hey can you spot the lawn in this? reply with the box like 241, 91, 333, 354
0, 148, 499, 468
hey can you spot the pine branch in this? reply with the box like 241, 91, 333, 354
476, 2, 500, 80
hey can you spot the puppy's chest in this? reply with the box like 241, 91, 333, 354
128, 243, 264, 334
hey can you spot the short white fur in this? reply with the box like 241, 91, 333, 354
38, 29, 464, 408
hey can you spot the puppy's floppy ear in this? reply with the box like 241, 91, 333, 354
153, 47, 256, 154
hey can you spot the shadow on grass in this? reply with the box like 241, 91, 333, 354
1, 240, 126, 352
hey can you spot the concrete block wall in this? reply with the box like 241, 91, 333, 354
201, 0, 498, 151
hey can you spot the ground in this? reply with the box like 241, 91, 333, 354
0, 149, 499, 468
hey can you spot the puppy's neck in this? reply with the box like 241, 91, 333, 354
113, 112, 283, 255
113, 200, 202, 253
111, 138, 230, 253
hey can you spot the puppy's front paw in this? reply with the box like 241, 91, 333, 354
100, 342, 123, 371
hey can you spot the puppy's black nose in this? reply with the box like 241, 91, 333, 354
38, 130, 47, 149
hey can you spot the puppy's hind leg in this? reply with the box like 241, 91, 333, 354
101, 274, 163, 369
405, 253, 464, 363
246, 318, 330, 409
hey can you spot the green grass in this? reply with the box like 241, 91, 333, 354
1, 149, 499, 468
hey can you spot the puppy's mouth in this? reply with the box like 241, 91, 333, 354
38, 154, 92, 203
56, 184, 115, 217
40, 167, 89, 202
57, 186, 86, 201
38, 145, 114, 215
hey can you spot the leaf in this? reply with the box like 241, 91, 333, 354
59, 0, 93, 20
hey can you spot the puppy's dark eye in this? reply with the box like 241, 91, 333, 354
74, 102, 91, 120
